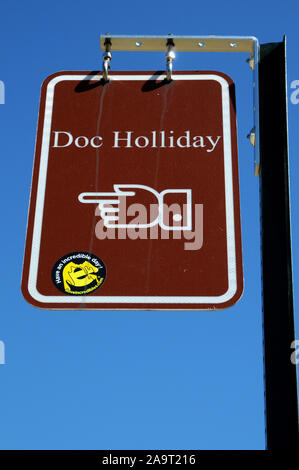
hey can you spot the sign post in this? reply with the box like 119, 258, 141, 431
259, 37, 299, 451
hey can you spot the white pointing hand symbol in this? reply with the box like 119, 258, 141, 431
78, 184, 192, 231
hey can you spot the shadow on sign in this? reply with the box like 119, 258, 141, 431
75, 71, 106, 93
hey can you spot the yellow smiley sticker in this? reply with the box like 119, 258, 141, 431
52, 252, 106, 295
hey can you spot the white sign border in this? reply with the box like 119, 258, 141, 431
28, 73, 238, 305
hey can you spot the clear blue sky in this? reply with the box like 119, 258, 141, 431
0, 0, 298, 450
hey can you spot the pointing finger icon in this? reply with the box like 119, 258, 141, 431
78, 184, 192, 231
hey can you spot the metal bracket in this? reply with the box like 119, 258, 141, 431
166, 37, 175, 81
102, 37, 112, 82
100, 34, 260, 175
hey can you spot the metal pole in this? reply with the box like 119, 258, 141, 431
259, 37, 299, 450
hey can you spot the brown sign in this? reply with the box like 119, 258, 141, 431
22, 71, 243, 310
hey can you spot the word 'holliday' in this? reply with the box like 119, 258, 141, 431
52, 131, 222, 152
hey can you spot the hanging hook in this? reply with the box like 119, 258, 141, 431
102, 38, 112, 82
166, 38, 175, 81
